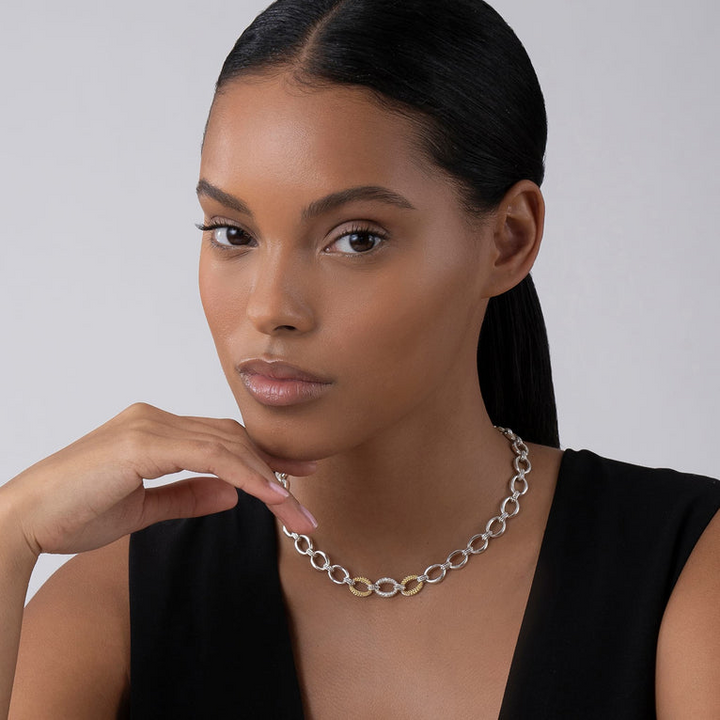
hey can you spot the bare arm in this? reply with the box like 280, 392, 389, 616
0, 501, 37, 720
656, 508, 720, 718
0, 402, 318, 719
9, 538, 131, 719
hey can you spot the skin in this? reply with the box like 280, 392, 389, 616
2, 70, 720, 719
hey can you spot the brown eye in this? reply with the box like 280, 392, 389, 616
347, 232, 377, 252
214, 226, 251, 246
329, 226, 387, 255
196, 223, 254, 248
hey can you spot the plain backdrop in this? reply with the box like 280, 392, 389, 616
1, 0, 718, 600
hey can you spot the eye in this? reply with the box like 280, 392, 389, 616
195, 222, 254, 248
326, 224, 388, 255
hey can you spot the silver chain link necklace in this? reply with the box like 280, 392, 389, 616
276, 426, 531, 598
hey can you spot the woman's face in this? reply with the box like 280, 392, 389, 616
198, 73, 496, 461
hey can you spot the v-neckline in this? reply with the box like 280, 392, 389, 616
496, 447, 573, 717
271, 447, 575, 719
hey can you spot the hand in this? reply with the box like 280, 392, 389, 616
1, 402, 318, 557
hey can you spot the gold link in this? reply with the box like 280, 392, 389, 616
400, 575, 424, 597
348, 577, 373, 597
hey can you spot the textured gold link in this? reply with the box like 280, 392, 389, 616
400, 575, 424, 597
348, 577, 373, 597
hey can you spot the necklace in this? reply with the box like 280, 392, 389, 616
276, 426, 531, 598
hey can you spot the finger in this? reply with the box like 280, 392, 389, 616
116, 408, 250, 453
138, 437, 318, 533
141, 477, 317, 534
139, 477, 240, 527
180, 417, 320, 476
133, 412, 320, 479
193, 446, 318, 532
130, 423, 282, 487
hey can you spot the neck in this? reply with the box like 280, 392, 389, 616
282, 380, 520, 581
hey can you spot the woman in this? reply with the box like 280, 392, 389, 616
2, 0, 719, 717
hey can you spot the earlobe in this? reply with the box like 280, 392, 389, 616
486, 180, 545, 297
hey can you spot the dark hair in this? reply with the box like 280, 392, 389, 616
212, 0, 559, 447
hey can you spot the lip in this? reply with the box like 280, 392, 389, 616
237, 359, 333, 407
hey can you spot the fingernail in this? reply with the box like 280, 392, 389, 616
299, 505, 318, 529
268, 480, 290, 498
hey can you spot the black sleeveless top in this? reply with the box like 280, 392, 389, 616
128, 449, 720, 718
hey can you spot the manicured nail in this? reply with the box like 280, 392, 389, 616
268, 480, 290, 498
299, 505, 318, 529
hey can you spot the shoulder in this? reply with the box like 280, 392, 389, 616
561, 449, 720, 718
559, 448, 720, 542
558, 448, 720, 550
562, 447, 720, 495
656, 506, 720, 718
10, 536, 131, 719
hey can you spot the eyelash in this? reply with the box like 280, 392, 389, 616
195, 222, 389, 256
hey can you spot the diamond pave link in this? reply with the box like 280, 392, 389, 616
277, 426, 530, 598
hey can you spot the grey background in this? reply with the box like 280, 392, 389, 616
1, 0, 718, 598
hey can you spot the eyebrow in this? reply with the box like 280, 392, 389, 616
196, 179, 417, 221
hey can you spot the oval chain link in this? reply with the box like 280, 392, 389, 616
278, 426, 531, 598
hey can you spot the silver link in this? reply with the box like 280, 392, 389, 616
467, 533, 489, 554
501, 496, 520, 518
310, 550, 330, 571
509, 474, 529, 496
328, 564, 351, 585
513, 455, 532, 474
373, 578, 401, 598
486, 515, 507, 538
294, 534, 314, 555
424, 563, 448, 584
447, 549, 469, 570
513, 440, 529, 456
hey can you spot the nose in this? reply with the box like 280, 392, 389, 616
245, 250, 315, 335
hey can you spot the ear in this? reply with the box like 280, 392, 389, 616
482, 179, 545, 298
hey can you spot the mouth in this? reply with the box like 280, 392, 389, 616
237, 358, 333, 407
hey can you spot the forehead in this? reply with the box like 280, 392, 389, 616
200, 73, 444, 207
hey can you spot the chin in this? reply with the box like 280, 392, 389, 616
241, 413, 340, 462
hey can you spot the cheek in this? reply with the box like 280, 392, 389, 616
333, 258, 478, 405
198, 251, 245, 363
